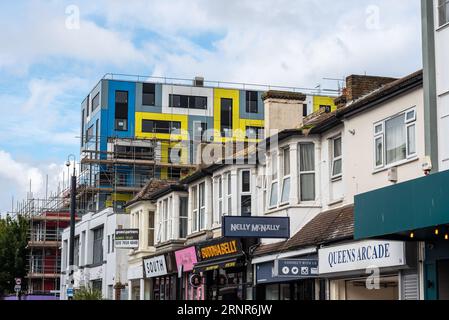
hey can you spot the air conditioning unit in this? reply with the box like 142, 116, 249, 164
388, 167, 398, 183
194, 76, 204, 87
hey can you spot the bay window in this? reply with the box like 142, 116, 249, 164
299, 143, 315, 202
331, 137, 342, 179
191, 186, 198, 232
280, 148, 291, 204
374, 108, 416, 169
179, 197, 188, 239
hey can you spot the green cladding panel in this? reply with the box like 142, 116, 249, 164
355, 170, 449, 239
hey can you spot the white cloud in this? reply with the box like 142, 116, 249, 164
0, 150, 78, 215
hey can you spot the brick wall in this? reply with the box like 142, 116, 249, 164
345, 75, 397, 101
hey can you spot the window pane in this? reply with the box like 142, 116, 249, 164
332, 159, 342, 177
218, 177, 222, 197
283, 148, 290, 176
227, 197, 232, 215
192, 187, 198, 210
375, 124, 383, 134
299, 144, 315, 172
269, 182, 278, 207
227, 173, 232, 194
241, 195, 252, 216
375, 136, 383, 167
281, 178, 290, 203
272, 154, 278, 180
199, 183, 205, 207
300, 173, 315, 201
242, 171, 250, 192
333, 137, 342, 158
407, 124, 416, 155
385, 114, 406, 164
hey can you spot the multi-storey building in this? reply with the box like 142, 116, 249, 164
123, 70, 426, 301
78, 74, 337, 215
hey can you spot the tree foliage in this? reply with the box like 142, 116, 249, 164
0, 215, 29, 297
74, 286, 103, 300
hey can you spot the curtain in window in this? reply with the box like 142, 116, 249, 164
299, 144, 315, 201
300, 144, 315, 172
385, 114, 406, 164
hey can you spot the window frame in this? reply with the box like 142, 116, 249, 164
331, 136, 343, 181
268, 152, 279, 209
217, 176, 223, 222
299, 142, 316, 202
280, 147, 291, 205
240, 170, 252, 216
225, 172, 232, 216
373, 107, 417, 170
92, 92, 100, 112
142, 83, 156, 106
169, 94, 207, 110
245, 91, 259, 114
438, 0, 449, 28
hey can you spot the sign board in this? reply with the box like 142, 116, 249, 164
318, 240, 406, 275
175, 246, 198, 273
196, 238, 242, 262
14, 285, 21, 292
189, 274, 202, 288
15, 278, 22, 285
143, 255, 168, 278
66, 287, 74, 298
273, 259, 318, 278
222, 216, 290, 239
115, 229, 139, 249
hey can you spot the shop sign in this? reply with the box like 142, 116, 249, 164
115, 229, 139, 249
318, 240, 406, 275
274, 259, 318, 278
222, 216, 290, 239
189, 274, 202, 288
175, 247, 198, 273
197, 239, 242, 262
143, 255, 168, 278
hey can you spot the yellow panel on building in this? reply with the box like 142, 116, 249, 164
135, 112, 189, 141
313, 96, 337, 113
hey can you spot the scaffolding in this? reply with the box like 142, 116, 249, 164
77, 136, 197, 215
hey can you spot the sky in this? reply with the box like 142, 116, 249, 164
0, 0, 423, 215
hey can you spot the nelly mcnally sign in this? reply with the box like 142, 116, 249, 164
222, 216, 290, 239
318, 240, 406, 275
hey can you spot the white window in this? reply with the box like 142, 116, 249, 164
269, 152, 279, 208
240, 170, 252, 216
374, 108, 417, 169
191, 183, 206, 232
331, 136, 342, 180
217, 176, 223, 221
299, 143, 315, 202
160, 198, 170, 243
199, 183, 206, 230
280, 148, 291, 204
191, 185, 198, 232
226, 172, 232, 215
438, 0, 449, 27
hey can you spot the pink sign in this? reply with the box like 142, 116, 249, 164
175, 247, 198, 272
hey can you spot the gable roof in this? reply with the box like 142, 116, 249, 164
126, 179, 175, 207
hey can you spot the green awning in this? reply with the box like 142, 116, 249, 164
355, 170, 449, 240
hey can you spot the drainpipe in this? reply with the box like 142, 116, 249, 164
421, 0, 439, 173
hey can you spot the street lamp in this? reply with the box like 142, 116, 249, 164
66, 154, 77, 300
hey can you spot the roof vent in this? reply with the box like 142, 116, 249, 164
194, 76, 204, 87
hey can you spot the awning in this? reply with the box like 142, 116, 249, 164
193, 254, 245, 273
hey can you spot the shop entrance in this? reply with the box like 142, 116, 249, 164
206, 267, 244, 300
437, 260, 449, 300
334, 275, 399, 300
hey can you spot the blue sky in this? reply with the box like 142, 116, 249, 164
0, 0, 423, 214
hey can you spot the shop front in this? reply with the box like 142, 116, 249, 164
174, 246, 204, 300
143, 252, 178, 300
193, 238, 247, 301
355, 170, 449, 300
318, 240, 414, 300
254, 254, 319, 300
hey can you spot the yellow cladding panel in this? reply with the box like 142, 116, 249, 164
160, 140, 189, 164
237, 119, 264, 142
213, 89, 264, 143
213, 88, 240, 143
313, 96, 337, 113
106, 193, 133, 209
135, 112, 189, 140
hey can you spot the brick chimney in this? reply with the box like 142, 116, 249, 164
335, 75, 397, 108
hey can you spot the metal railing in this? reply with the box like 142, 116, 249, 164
102, 73, 340, 96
